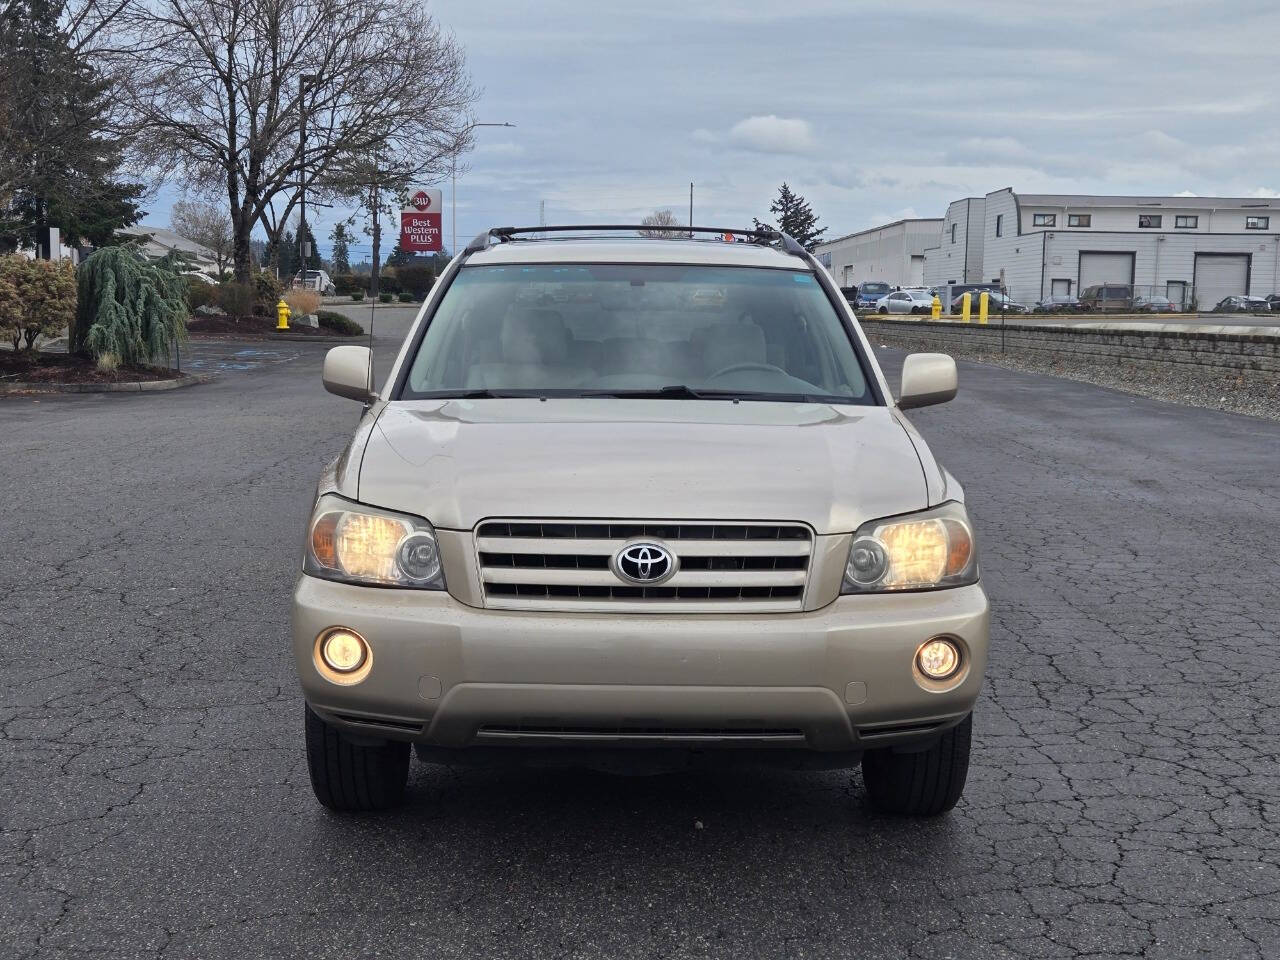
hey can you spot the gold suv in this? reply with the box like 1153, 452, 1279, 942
294, 226, 989, 817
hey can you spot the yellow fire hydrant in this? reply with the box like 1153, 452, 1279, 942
276, 299, 290, 331
931, 295, 942, 320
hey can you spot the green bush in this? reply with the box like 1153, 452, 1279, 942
394, 263, 436, 298
350, 290, 365, 301
186, 278, 219, 312
379, 292, 393, 303
0, 255, 77, 351
316, 310, 364, 335
332, 273, 365, 295
72, 247, 187, 365
252, 271, 282, 316
398, 292, 414, 303
216, 281, 256, 317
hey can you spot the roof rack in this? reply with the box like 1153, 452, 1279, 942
463, 224, 811, 260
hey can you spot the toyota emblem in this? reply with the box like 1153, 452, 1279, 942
611, 541, 677, 585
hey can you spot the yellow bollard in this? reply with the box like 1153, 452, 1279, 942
931, 295, 942, 319
978, 291, 990, 325
276, 299, 290, 331
960, 292, 971, 322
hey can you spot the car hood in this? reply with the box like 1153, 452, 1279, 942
356, 399, 932, 533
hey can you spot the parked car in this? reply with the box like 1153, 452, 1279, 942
1212, 295, 1272, 313
1264, 294, 1280, 312
838, 285, 858, 305
1132, 295, 1179, 313
855, 281, 891, 308
293, 269, 336, 295
295, 225, 989, 818
1079, 284, 1133, 312
1033, 295, 1084, 313
876, 289, 936, 314
952, 290, 1028, 315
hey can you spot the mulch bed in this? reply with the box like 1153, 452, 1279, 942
0, 352, 177, 384
188, 314, 333, 338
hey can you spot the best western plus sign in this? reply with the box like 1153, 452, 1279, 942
400, 188, 443, 253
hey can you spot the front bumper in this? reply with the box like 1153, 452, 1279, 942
292, 576, 990, 752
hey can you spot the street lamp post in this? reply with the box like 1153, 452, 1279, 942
452, 121, 515, 254
298, 74, 319, 282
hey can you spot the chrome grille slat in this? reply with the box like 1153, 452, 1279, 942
475, 518, 814, 612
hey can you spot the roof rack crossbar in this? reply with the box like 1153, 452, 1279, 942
464, 224, 810, 260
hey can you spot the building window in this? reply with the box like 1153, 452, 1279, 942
1032, 213, 1056, 227
950, 223, 957, 243
1175, 215, 1198, 228
1138, 215, 1162, 228
1067, 214, 1091, 227
995, 214, 1003, 237
1246, 216, 1270, 230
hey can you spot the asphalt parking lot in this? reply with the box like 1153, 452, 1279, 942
3, 327, 1279, 959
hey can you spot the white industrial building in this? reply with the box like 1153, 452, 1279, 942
815, 218, 943, 289
922, 188, 1280, 308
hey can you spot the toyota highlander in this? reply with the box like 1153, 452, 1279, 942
294, 225, 989, 817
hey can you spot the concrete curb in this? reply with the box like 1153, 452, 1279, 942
0, 372, 214, 395
188, 332, 364, 343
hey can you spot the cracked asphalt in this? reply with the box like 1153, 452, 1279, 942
3, 327, 1279, 959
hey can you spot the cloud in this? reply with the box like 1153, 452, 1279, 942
727, 116, 816, 155
1247, 187, 1280, 198
691, 128, 719, 144
477, 141, 525, 157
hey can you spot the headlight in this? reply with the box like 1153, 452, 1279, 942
841, 501, 978, 593
304, 494, 445, 589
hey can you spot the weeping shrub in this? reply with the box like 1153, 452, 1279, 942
72, 247, 188, 365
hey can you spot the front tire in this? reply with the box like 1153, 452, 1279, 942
861, 713, 971, 816
305, 704, 410, 811
878, 307, 889, 314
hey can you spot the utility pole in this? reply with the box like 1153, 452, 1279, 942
298, 74, 319, 283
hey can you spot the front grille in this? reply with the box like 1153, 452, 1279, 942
476, 519, 814, 612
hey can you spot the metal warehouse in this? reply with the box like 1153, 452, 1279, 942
922, 188, 1280, 308
815, 217, 943, 289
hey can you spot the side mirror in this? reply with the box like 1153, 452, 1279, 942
897, 352, 957, 410
323, 345, 375, 403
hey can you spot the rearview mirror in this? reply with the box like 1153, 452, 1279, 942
323, 345, 375, 403
897, 353, 957, 410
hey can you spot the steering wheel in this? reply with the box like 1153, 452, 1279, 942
708, 361, 788, 379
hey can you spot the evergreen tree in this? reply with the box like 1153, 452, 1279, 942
0, 0, 142, 251
384, 240, 418, 268
277, 229, 297, 278
754, 183, 826, 251
329, 223, 352, 274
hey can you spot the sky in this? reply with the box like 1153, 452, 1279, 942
142, 0, 1280, 261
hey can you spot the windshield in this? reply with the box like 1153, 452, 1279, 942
400, 264, 873, 403
861, 283, 890, 295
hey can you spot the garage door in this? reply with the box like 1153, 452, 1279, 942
1079, 252, 1135, 288
908, 255, 924, 286
1193, 254, 1249, 309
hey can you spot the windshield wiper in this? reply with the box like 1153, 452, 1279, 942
418, 388, 537, 399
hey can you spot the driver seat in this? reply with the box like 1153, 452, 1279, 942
698, 321, 768, 377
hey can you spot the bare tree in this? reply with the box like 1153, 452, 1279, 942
170, 198, 233, 277
638, 209, 686, 239
115, 0, 477, 280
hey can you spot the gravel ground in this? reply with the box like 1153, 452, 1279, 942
868, 334, 1280, 421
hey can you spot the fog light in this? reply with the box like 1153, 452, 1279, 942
320, 628, 367, 673
916, 638, 960, 680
